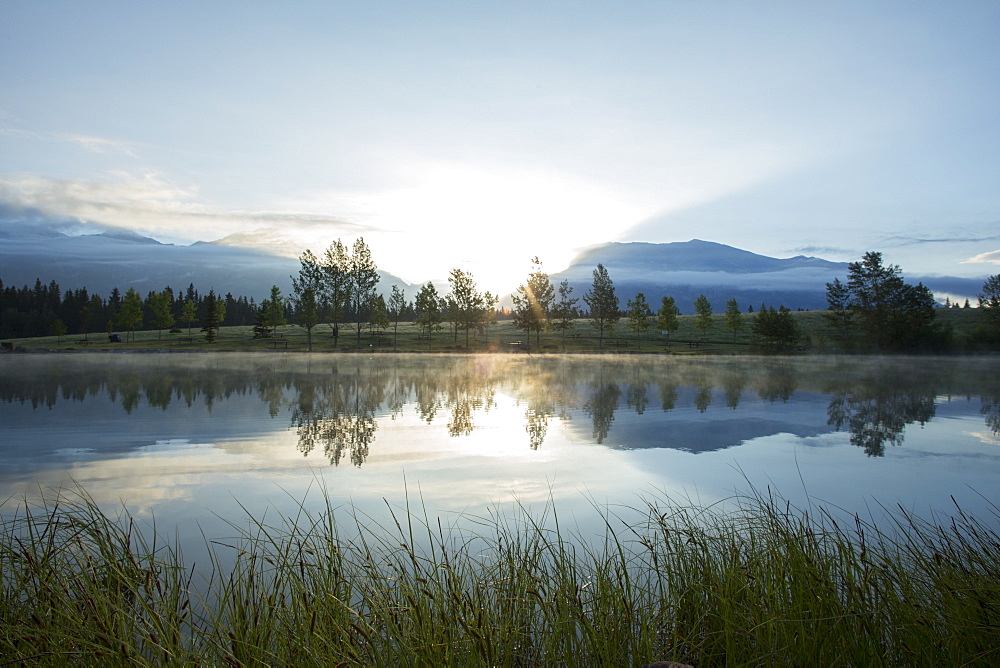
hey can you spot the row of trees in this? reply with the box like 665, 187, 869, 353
501, 259, 801, 350
7, 243, 999, 351
0, 278, 260, 341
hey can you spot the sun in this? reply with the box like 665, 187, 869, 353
308, 163, 653, 293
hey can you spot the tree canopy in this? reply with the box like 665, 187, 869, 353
583, 263, 619, 348
512, 257, 555, 347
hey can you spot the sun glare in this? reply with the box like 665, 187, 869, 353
314, 164, 653, 292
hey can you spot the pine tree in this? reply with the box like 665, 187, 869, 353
657, 296, 680, 346
693, 294, 713, 341
583, 264, 619, 349
724, 298, 744, 343
626, 293, 650, 347
350, 238, 379, 345
388, 285, 406, 351
512, 257, 555, 347
415, 282, 442, 346
264, 285, 287, 337
201, 290, 223, 343
552, 279, 579, 350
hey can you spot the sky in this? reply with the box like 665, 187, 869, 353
1, 0, 999, 293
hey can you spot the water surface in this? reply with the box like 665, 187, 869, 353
2, 353, 998, 551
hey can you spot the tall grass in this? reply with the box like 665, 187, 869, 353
3, 487, 998, 665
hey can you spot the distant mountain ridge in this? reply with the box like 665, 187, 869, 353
0, 226, 416, 300
568, 240, 842, 274
0, 216, 986, 309
549, 240, 982, 312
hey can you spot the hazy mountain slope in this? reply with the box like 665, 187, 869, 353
0, 228, 416, 300
550, 240, 982, 312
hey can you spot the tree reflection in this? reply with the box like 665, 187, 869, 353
827, 382, 936, 457
982, 396, 1000, 436
3, 354, 999, 464
290, 368, 382, 466
584, 381, 621, 445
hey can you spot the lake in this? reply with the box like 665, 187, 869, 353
2, 352, 998, 557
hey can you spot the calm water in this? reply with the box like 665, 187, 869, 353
2, 352, 998, 551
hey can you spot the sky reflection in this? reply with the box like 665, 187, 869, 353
1, 353, 998, 544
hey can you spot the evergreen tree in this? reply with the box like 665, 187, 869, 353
511, 257, 555, 347
824, 277, 854, 349
388, 285, 406, 351
201, 290, 223, 343
626, 293, 650, 346
263, 285, 287, 337
552, 279, 579, 350
724, 298, 744, 343
752, 305, 801, 351
294, 286, 319, 351
583, 263, 619, 349
843, 251, 938, 351
447, 268, 489, 347
292, 249, 325, 350
979, 274, 1000, 336
693, 294, 713, 341
321, 240, 351, 345
415, 282, 442, 346
350, 238, 379, 345
657, 296, 680, 346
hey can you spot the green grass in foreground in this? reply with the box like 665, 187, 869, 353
3, 488, 999, 665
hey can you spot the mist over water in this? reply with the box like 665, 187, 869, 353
1, 352, 998, 557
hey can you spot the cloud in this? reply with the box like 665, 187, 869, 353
0, 172, 371, 245
883, 233, 1000, 246
0, 126, 139, 156
962, 250, 1000, 265
791, 245, 857, 257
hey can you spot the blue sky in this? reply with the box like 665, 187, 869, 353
1, 1, 998, 291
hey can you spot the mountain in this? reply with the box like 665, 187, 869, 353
550, 240, 983, 312
0, 226, 416, 300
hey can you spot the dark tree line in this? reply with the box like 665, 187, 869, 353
0, 278, 262, 339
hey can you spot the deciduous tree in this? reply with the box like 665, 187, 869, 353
118, 287, 144, 342
148, 290, 175, 341
180, 299, 197, 337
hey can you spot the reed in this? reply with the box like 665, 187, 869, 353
3, 486, 998, 665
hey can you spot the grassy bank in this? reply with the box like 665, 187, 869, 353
3, 488, 998, 665
3, 307, 991, 354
